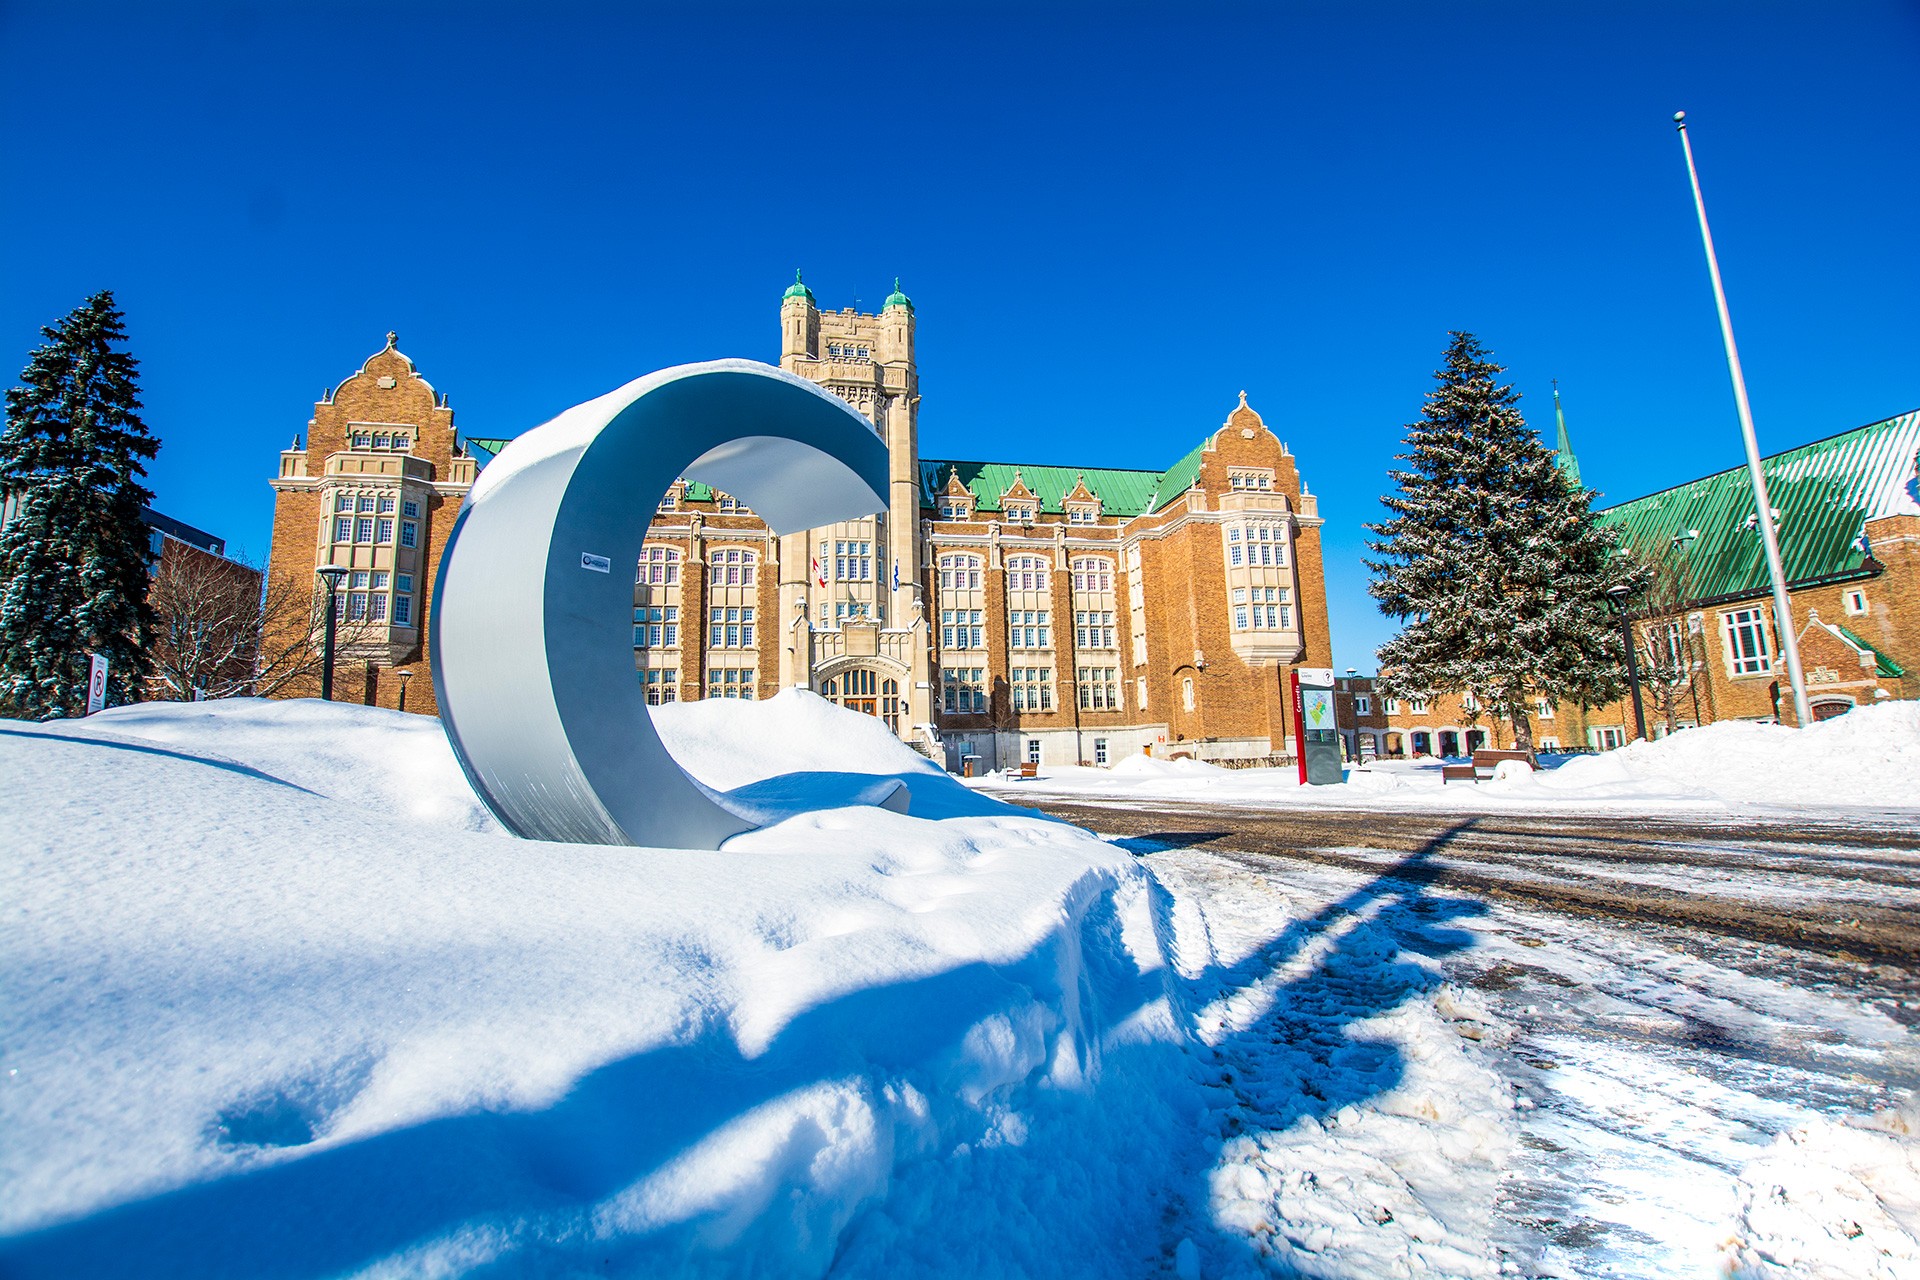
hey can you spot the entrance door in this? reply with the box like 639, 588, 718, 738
823, 669, 899, 731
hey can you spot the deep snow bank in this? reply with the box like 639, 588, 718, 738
992, 699, 1920, 814
1, 697, 1195, 1278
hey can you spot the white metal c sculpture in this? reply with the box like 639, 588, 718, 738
430, 360, 899, 847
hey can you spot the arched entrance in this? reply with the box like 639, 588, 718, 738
821, 667, 902, 734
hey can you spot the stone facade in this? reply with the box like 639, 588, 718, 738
266, 286, 1336, 769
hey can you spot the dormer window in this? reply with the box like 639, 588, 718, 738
939, 502, 972, 520
1005, 503, 1036, 523
716, 493, 748, 514
1066, 506, 1099, 525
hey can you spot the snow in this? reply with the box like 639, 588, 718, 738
3, 692, 1915, 1276
988, 699, 1920, 815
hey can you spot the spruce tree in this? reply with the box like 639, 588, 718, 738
1366, 332, 1636, 754
0, 292, 160, 717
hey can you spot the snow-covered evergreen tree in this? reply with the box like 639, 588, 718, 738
0, 292, 159, 717
1366, 332, 1636, 754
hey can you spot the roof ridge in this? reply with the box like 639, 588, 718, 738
1599, 407, 1919, 512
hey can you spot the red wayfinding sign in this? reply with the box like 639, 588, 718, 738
1290, 669, 1307, 785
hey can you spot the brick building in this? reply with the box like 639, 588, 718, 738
1369, 409, 1920, 758
266, 283, 1336, 768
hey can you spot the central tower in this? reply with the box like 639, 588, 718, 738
776, 275, 930, 734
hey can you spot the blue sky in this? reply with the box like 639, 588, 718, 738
4, 1, 1916, 673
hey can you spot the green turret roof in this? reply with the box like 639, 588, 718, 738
883, 278, 913, 313
783, 270, 815, 305
1553, 383, 1583, 489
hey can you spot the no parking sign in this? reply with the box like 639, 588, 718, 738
86, 653, 109, 715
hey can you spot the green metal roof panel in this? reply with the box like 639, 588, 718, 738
919, 459, 1163, 515
1148, 440, 1208, 512
1833, 622, 1906, 677
464, 437, 511, 461
1598, 409, 1920, 601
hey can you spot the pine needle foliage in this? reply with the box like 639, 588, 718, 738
1365, 332, 1637, 753
0, 292, 160, 717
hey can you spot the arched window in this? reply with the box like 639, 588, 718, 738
1182, 677, 1195, 712
709, 547, 757, 587
637, 545, 681, 585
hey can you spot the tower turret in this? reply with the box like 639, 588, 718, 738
780, 270, 818, 362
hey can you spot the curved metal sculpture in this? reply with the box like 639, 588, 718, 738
430, 360, 896, 847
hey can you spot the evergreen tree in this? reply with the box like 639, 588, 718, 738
1366, 332, 1637, 754
0, 292, 159, 717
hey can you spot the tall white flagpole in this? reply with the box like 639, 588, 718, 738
1673, 110, 1811, 728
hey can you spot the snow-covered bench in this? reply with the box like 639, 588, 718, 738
1442, 748, 1533, 783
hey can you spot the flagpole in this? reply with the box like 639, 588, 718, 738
1673, 110, 1811, 728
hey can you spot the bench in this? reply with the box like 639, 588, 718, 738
1018, 761, 1039, 780
1442, 748, 1535, 784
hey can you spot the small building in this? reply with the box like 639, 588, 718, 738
1377, 407, 1920, 754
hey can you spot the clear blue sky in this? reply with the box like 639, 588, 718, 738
4, 1, 1915, 673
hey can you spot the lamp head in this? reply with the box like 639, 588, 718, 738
315, 564, 349, 586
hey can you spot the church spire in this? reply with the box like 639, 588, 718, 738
1552, 379, 1582, 489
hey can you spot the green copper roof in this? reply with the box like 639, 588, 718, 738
1148, 440, 1208, 512
1598, 408, 1920, 602
919, 459, 1162, 515
783, 270, 815, 304
1832, 621, 1905, 678
884, 278, 913, 313
1553, 385, 1582, 489
464, 437, 511, 460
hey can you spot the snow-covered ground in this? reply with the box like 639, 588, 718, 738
2, 693, 1915, 1277
984, 700, 1920, 816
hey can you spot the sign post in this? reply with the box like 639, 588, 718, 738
86, 653, 109, 715
1291, 667, 1342, 785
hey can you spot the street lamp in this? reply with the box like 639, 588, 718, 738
396, 668, 413, 713
315, 564, 349, 701
1605, 582, 1648, 743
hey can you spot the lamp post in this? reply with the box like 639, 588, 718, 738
315, 564, 348, 701
396, 668, 413, 714
1606, 582, 1648, 743
1673, 110, 1811, 728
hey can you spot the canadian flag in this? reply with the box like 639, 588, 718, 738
811, 556, 825, 588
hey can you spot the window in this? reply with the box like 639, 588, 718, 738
351, 432, 371, 449
1008, 610, 1051, 649
1592, 726, 1627, 751
707, 668, 757, 699
396, 573, 412, 594
376, 518, 393, 544
334, 516, 352, 542
941, 609, 985, 649
1229, 469, 1274, 492
1070, 558, 1113, 592
334, 493, 352, 513
394, 595, 412, 625
1844, 589, 1868, 616
1005, 503, 1035, 522
377, 495, 395, 514
400, 521, 418, 549
1077, 666, 1120, 710
373, 434, 391, 451
351, 517, 371, 542
357, 496, 376, 514
1461, 690, 1478, 712
1066, 506, 1098, 524
1355, 696, 1371, 716
634, 605, 680, 648
370, 595, 387, 622
640, 668, 679, 705
1722, 607, 1773, 675
708, 606, 756, 648
941, 667, 988, 714
1137, 677, 1148, 709
1538, 737, 1559, 751
1006, 555, 1049, 592
710, 548, 757, 586
938, 554, 982, 590
1182, 677, 1195, 712
1536, 697, 1556, 720
1011, 667, 1053, 712
1384, 697, 1399, 715
639, 545, 681, 585
1408, 698, 1428, 715
1646, 620, 1686, 673
347, 593, 368, 621
1074, 611, 1116, 648
826, 342, 871, 361
657, 488, 678, 512
1093, 737, 1109, 766
371, 571, 388, 589
1027, 739, 1042, 765
402, 500, 420, 519
716, 493, 748, 513
834, 541, 872, 582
